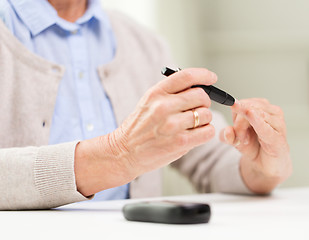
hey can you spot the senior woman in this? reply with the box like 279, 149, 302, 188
0, 0, 292, 209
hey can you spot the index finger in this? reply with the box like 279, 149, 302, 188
232, 99, 284, 116
231, 100, 283, 143
158, 68, 218, 94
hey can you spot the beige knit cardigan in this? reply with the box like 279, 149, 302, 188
0, 11, 249, 210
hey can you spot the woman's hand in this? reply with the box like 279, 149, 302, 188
220, 99, 292, 194
75, 68, 218, 196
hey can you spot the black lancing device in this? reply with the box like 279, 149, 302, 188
161, 67, 235, 106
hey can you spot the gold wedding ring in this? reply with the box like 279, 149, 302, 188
192, 109, 199, 128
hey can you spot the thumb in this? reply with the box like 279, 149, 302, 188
220, 126, 238, 146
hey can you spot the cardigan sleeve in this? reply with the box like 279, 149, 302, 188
0, 142, 88, 210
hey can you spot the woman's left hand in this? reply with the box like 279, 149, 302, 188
220, 98, 292, 194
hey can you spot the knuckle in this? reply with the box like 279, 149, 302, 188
259, 98, 270, 104
205, 69, 216, 81
193, 87, 210, 107
161, 118, 178, 135
204, 109, 213, 123
277, 130, 286, 139
153, 101, 168, 116
206, 125, 216, 138
165, 118, 176, 131
244, 107, 252, 117
144, 87, 160, 103
198, 108, 212, 125
179, 70, 195, 83
274, 106, 284, 116
200, 68, 211, 76
200, 125, 215, 142
197, 87, 208, 100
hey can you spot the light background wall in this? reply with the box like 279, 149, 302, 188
101, 0, 309, 195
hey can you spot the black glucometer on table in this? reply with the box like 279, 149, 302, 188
122, 201, 211, 224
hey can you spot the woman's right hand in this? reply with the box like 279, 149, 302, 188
74, 68, 217, 197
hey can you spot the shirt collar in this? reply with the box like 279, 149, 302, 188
77, 0, 106, 24
9, 0, 108, 36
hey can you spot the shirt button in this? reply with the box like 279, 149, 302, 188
86, 123, 94, 132
104, 70, 109, 78
71, 29, 78, 35
51, 66, 61, 73
78, 71, 84, 79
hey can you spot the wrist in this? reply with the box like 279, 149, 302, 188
239, 157, 282, 195
74, 130, 135, 197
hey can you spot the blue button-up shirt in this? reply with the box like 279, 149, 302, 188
1, 0, 129, 200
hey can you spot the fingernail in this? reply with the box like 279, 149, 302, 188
234, 139, 241, 147
232, 99, 241, 109
232, 99, 238, 106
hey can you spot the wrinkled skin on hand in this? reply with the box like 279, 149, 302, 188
75, 68, 218, 196
114, 68, 218, 177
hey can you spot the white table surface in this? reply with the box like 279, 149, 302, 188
1, 187, 308, 240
